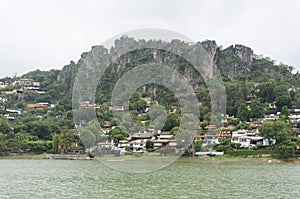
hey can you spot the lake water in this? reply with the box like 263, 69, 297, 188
0, 159, 299, 198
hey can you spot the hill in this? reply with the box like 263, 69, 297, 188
0, 37, 299, 157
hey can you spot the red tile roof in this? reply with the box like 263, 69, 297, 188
104, 121, 110, 127
160, 132, 171, 135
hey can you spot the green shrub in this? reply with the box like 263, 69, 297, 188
24, 140, 52, 152
227, 149, 271, 156
147, 148, 155, 152
274, 145, 295, 159
124, 146, 131, 151
46, 150, 54, 154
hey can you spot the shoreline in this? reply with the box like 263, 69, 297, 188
177, 156, 300, 163
1, 153, 299, 163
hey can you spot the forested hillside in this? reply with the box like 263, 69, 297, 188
0, 37, 299, 158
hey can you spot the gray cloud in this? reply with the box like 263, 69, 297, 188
1, 0, 300, 77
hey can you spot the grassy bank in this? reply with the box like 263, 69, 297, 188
0, 153, 46, 160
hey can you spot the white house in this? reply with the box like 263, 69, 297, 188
129, 140, 146, 151
232, 129, 255, 137
0, 97, 8, 103
158, 131, 173, 139
6, 109, 21, 115
97, 141, 115, 149
102, 128, 110, 135
264, 114, 279, 121
231, 129, 269, 148
118, 140, 129, 148
201, 135, 220, 146
288, 114, 300, 122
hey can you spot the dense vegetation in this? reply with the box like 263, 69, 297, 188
0, 37, 299, 159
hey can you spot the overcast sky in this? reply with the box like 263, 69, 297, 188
1, 0, 300, 77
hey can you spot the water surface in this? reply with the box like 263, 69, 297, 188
0, 159, 299, 198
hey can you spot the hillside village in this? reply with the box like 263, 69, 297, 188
0, 76, 300, 159
75, 95, 300, 158
0, 38, 300, 159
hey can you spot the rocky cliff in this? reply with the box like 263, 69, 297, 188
56, 37, 291, 99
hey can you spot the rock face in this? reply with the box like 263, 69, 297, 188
52, 37, 291, 105
57, 61, 76, 84
227, 44, 254, 65
216, 44, 255, 80
201, 40, 218, 56
190, 41, 254, 80
199, 40, 218, 79
56, 38, 262, 89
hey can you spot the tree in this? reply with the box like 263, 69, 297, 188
274, 81, 292, 111
28, 121, 59, 140
97, 103, 112, 122
0, 118, 11, 134
274, 144, 295, 159
16, 102, 26, 109
59, 129, 77, 154
259, 120, 291, 147
129, 92, 147, 112
280, 106, 290, 120
162, 114, 180, 131
109, 126, 128, 143
224, 81, 246, 116
175, 128, 194, 149
197, 86, 211, 108
52, 133, 59, 154
80, 129, 96, 152
250, 100, 264, 119
85, 122, 105, 143
180, 114, 198, 130
170, 126, 179, 135
275, 95, 291, 111
194, 139, 202, 152
237, 103, 251, 122
24, 140, 52, 152
256, 83, 275, 103
149, 104, 167, 132
0, 133, 8, 156
259, 120, 296, 159
215, 137, 232, 153
14, 123, 28, 134
146, 139, 153, 150
259, 122, 274, 147
199, 105, 210, 121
